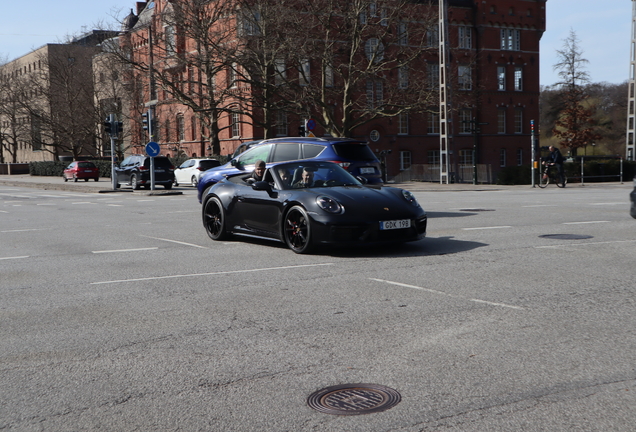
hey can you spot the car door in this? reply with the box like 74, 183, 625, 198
116, 156, 133, 183
175, 159, 193, 184
233, 170, 283, 237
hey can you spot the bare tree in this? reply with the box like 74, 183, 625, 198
552, 29, 601, 156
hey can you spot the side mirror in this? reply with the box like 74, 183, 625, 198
230, 159, 239, 167
356, 176, 368, 185
252, 180, 277, 197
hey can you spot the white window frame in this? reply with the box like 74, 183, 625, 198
428, 150, 440, 165
365, 38, 384, 63
458, 26, 472, 49
398, 21, 408, 46
231, 111, 240, 138
398, 113, 409, 135
497, 108, 506, 134
400, 151, 412, 170
427, 63, 439, 89
275, 58, 286, 85
500, 28, 521, 51
459, 109, 472, 134
514, 108, 523, 134
458, 65, 472, 90
459, 149, 474, 166
276, 111, 288, 136
324, 63, 334, 87
514, 66, 523, 91
497, 66, 506, 91
366, 79, 383, 109
428, 111, 440, 134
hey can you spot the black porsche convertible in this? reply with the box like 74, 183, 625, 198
201, 161, 427, 253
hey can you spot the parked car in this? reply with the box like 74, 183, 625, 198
63, 161, 99, 182
630, 176, 636, 219
174, 158, 221, 187
201, 160, 426, 253
197, 137, 383, 203
114, 155, 174, 190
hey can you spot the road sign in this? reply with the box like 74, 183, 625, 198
145, 141, 160, 157
306, 119, 316, 131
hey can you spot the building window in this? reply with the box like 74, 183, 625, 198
299, 59, 310, 86
459, 149, 473, 166
427, 111, 440, 134
165, 25, 176, 56
398, 21, 408, 46
500, 149, 507, 167
517, 148, 523, 166
177, 115, 185, 141
191, 116, 196, 141
514, 108, 523, 134
497, 66, 506, 90
459, 109, 472, 134
231, 112, 240, 138
427, 63, 439, 89
366, 79, 383, 109
398, 113, 409, 135
324, 63, 334, 87
458, 26, 472, 49
399, 151, 412, 170
501, 29, 521, 51
426, 27, 438, 48
276, 111, 288, 136
497, 108, 506, 134
240, 8, 261, 36
514, 67, 523, 91
398, 66, 409, 89
458, 65, 471, 90
365, 38, 384, 63
275, 58, 286, 85
228, 63, 238, 88
428, 150, 440, 165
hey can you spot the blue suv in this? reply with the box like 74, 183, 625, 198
197, 137, 382, 202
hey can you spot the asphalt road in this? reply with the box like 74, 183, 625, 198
0, 180, 634, 431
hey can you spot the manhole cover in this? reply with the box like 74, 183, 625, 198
459, 209, 495, 212
539, 234, 594, 240
307, 384, 401, 415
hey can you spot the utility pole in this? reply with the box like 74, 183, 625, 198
439, 0, 452, 184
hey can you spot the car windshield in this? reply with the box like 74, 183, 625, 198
273, 162, 362, 190
199, 160, 220, 170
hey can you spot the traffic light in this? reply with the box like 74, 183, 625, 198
104, 117, 112, 135
142, 111, 150, 131
116, 121, 123, 135
298, 124, 305, 137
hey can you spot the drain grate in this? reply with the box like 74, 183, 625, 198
307, 383, 401, 415
539, 234, 594, 240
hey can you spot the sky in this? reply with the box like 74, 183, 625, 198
0, 0, 633, 87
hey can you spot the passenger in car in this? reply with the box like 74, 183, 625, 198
277, 168, 291, 186
292, 167, 315, 188
243, 160, 266, 184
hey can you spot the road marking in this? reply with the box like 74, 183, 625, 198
1, 228, 49, 233
92, 247, 159, 254
462, 226, 511, 231
139, 235, 208, 249
72, 202, 96, 205
523, 204, 558, 208
107, 204, 123, 207
36, 203, 56, 206
536, 239, 636, 249
562, 221, 609, 225
0, 210, 8, 213
0, 255, 29, 260
369, 278, 524, 310
91, 263, 334, 285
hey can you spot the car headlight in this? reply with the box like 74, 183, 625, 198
401, 189, 419, 206
316, 195, 344, 214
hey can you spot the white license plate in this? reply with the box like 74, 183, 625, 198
360, 167, 375, 174
155, 169, 164, 173
380, 219, 411, 230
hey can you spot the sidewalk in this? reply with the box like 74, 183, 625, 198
0, 174, 182, 195
0, 174, 629, 194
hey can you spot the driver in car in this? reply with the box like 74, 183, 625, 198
292, 168, 315, 188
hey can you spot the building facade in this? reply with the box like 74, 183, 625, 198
118, 0, 547, 181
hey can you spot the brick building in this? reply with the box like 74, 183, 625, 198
118, 0, 546, 182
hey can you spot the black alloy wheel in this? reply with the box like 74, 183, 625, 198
284, 205, 313, 254
203, 196, 229, 240
73, 175, 78, 182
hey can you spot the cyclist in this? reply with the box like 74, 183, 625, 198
542, 145, 565, 186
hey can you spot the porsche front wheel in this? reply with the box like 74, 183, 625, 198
203, 196, 229, 240
284, 206, 313, 254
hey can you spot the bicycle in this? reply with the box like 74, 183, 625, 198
538, 163, 567, 188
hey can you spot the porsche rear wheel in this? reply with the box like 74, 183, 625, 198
284, 205, 313, 254
203, 196, 229, 240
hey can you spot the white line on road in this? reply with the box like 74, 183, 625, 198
91, 263, 334, 285
535, 239, 636, 249
0, 256, 29, 260
462, 226, 512, 231
139, 235, 208, 249
92, 247, 159, 254
1, 228, 49, 233
370, 278, 524, 310
562, 221, 609, 225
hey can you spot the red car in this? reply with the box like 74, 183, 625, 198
63, 161, 99, 182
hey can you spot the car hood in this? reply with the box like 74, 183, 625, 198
297, 185, 423, 214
